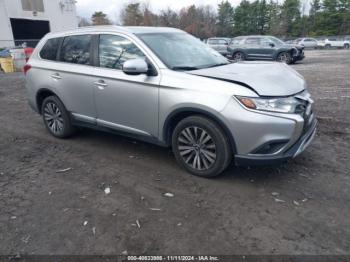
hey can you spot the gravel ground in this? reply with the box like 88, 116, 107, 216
0, 50, 349, 255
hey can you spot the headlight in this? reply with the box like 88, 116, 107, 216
235, 96, 301, 113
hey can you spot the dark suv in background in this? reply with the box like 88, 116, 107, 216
228, 35, 305, 64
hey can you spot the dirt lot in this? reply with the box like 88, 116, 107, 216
0, 50, 349, 256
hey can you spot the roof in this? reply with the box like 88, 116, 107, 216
46, 25, 183, 38
208, 37, 232, 40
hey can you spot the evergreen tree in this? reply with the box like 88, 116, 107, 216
216, 1, 235, 37
91, 11, 111, 25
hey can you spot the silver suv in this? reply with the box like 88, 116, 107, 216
25, 26, 317, 177
207, 37, 231, 56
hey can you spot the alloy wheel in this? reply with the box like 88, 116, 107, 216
177, 126, 217, 171
277, 53, 290, 63
43, 102, 64, 135
233, 52, 244, 62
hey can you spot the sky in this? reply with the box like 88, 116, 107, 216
76, 0, 310, 24
75, 0, 246, 23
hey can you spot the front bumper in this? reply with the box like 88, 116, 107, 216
293, 49, 305, 61
235, 118, 317, 166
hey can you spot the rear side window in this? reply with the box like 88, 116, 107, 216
40, 38, 61, 61
60, 35, 91, 65
245, 38, 260, 45
208, 39, 218, 44
99, 34, 145, 70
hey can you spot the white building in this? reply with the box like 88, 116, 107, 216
0, 0, 78, 48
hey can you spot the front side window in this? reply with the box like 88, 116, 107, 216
59, 35, 91, 65
260, 37, 272, 46
99, 34, 145, 70
268, 36, 285, 46
137, 33, 228, 70
218, 39, 228, 45
40, 37, 61, 61
231, 37, 243, 45
208, 39, 219, 45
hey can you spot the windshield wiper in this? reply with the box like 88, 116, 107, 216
172, 66, 199, 71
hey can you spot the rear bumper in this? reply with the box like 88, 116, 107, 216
235, 119, 317, 166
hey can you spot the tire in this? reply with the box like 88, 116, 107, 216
171, 115, 232, 177
344, 44, 350, 49
325, 44, 331, 49
232, 51, 245, 62
41, 95, 76, 138
276, 52, 292, 64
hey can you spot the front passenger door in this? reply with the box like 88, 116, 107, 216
258, 37, 277, 59
93, 34, 160, 138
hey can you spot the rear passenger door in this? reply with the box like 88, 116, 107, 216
243, 37, 263, 59
54, 34, 97, 122
92, 34, 160, 138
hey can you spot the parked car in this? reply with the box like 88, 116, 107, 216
207, 37, 231, 56
228, 35, 305, 64
24, 26, 316, 177
295, 38, 318, 49
284, 39, 298, 44
317, 38, 350, 49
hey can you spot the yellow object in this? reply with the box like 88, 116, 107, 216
0, 57, 15, 73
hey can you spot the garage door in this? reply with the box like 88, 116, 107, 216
10, 18, 50, 47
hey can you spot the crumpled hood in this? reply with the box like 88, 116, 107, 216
188, 61, 306, 97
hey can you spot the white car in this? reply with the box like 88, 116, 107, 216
317, 38, 350, 49
296, 38, 318, 49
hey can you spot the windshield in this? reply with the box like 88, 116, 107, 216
137, 32, 229, 70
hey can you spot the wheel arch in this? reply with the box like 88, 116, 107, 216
162, 107, 237, 154
231, 49, 246, 59
36, 88, 60, 114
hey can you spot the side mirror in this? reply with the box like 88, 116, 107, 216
269, 43, 275, 47
122, 58, 148, 75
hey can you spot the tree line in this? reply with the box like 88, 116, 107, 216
79, 0, 350, 39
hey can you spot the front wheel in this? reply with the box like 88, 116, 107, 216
172, 116, 232, 177
344, 44, 350, 49
276, 52, 292, 64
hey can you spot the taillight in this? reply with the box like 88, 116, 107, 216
23, 64, 31, 75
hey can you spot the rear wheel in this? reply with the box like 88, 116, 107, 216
276, 52, 292, 64
172, 116, 232, 177
344, 44, 350, 49
232, 51, 245, 62
325, 44, 331, 49
41, 96, 76, 138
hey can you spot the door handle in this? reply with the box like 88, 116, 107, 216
93, 80, 108, 89
51, 73, 62, 80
